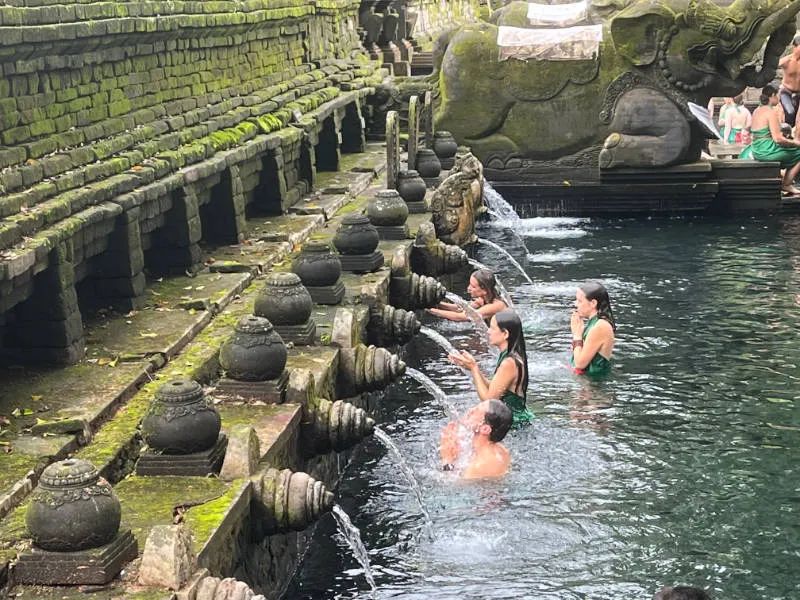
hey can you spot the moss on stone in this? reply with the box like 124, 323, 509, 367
184, 479, 246, 554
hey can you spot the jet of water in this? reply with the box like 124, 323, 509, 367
420, 325, 458, 356
332, 504, 377, 597
406, 367, 460, 421
483, 181, 520, 223
374, 427, 434, 539
468, 258, 514, 308
477, 238, 535, 286
444, 292, 491, 343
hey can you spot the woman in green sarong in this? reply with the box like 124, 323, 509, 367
570, 281, 615, 378
449, 309, 533, 427
739, 84, 800, 195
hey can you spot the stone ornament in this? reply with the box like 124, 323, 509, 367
219, 316, 288, 382
142, 379, 221, 454
432, 131, 458, 170
396, 170, 427, 204
367, 189, 409, 226
333, 213, 380, 255
367, 304, 421, 346
411, 221, 470, 276
255, 272, 313, 326
307, 398, 376, 453
415, 148, 442, 179
258, 468, 334, 534
389, 245, 448, 310
337, 344, 407, 397
27, 459, 121, 552
292, 242, 342, 287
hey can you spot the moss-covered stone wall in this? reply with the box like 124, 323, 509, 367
0, 0, 387, 365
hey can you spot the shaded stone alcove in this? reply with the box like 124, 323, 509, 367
315, 115, 341, 173
340, 101, 366, 154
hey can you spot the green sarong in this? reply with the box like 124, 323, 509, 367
739, 126, 800, 167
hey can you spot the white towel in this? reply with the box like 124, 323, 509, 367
527, 1, 588, 26
496, 24, 602, 61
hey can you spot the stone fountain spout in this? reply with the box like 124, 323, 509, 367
367, 303, 422, 346
336, 343, 407, 397
411, 221, 469, 276
254, 468, 335, 536
303, 398, 376, 454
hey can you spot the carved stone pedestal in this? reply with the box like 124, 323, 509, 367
306, 281, 345, 305
338, 251, 384, 273
215, 370, 289, 403
374, 224, 410, 240
405, 200, 428, 214
15, 529, 138, 585
136, 434, 228, 476
273, 321, 317, 346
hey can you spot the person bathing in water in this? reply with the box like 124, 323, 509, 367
426, 268, 507, 322
739, 84, 800, 195
440, 399, 513, 479
449, 309, 533, 427
570, 281, 616, 378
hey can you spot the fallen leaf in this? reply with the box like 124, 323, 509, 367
109, 356, 119, 367
11, 408, 20, 417
31, 395, 42, 401
139, 332, 158, 338
195, 286, 205, 291
98, 358, 109, 365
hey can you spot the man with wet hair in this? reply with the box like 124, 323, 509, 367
654, 586, 712, 600
778, 33, 800, 127
439, 399, 512, 479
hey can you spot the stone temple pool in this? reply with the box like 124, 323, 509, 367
284, 215, 800, 600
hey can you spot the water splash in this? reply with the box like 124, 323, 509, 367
332, 504, 377, 597
468, 258, 514, 308
444, 292, 491, 344
374, 427, 434, 538
420, 325, 458, 356
483, 181, 520, 223
477, 238, 535, 286
406, 367, 460, 420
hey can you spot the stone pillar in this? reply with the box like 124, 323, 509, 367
423, 90, 433, 149
386, 110, 401, 190
92, 207, 146, 311
408, 96, 420, 174
3, 242, 85, 365
149, 187, 203, 275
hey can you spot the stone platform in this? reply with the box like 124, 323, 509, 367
493, 161, 784, 217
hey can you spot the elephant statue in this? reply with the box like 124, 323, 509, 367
434, 0, 800, 175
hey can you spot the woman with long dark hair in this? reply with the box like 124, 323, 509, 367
449, 309, 533, 427
427, 268, 507, 322
570, 281, 616, 377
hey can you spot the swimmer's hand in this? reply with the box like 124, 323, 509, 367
449, 350, 477, 370
570, 311, 584, 339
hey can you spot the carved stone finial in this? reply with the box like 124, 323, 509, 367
27, 459, 121, 552
258, 469, 334, 534
367, 304, 421, 346
305, 398, 376, 453
336, 344, 407, 397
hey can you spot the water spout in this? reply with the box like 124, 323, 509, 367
444, 292, 491, 344
468, 258, 514, 308
483, 181, 520, 224
477, 238, 534, 286
374, 427, 433, 538
332, 504, 377, 597
406, 367, 460, 420
420, 325, 458, 356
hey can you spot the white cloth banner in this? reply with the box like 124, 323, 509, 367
496, 24, 603, 61
527, 1, 588, 26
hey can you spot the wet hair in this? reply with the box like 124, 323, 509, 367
579, 281, 616, 332
761, 84, 778, 105
733, 94, 744, 105
483, 399, 513, 442
655, 586, 712, 600
494, 309, 529, 396
471, 268, 499, 303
